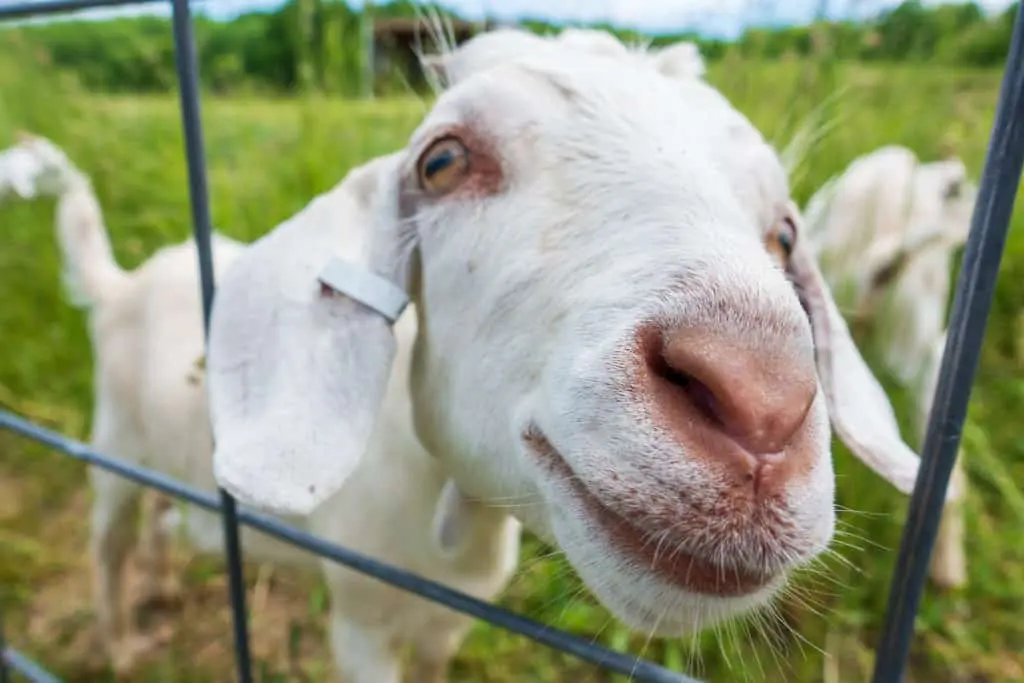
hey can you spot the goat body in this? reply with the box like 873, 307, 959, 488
5, 133, 520, 682
802, 144, 975, 589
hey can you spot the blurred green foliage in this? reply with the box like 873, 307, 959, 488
2, 1, 1021, 96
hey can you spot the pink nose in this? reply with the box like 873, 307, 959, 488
637, 324, 818, 493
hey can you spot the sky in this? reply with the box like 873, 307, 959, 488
17, 0, 1020, 39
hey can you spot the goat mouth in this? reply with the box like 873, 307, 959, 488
523, 426, 775, 598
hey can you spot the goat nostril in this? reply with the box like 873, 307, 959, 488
647, 339, 729, 428
649, 349, 724, 428
679, 373, 723, 428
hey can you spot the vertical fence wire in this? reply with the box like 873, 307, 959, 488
870, 5, 1024, 683
168, 1, 254, 682
0, 614, 9, 683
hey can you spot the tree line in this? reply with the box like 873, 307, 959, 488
2, 0, 1019, 96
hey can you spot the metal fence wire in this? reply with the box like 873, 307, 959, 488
0, 1, 1021, 682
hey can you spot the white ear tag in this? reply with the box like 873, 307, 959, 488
318, 256, 409, 323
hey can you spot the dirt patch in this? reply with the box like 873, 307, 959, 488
8, 491, 332, 683
0, 476, 22, 521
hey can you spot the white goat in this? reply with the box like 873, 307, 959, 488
803, 146, 976, 589
2, 132, 521, 682
207, 28, 951, 653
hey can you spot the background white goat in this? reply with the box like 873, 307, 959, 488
206, 28, 943, 651
802, 145, 976, 589
2, 132, 521, 683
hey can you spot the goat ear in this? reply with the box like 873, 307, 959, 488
786, 210, 952, 498
207, 153, 414, 516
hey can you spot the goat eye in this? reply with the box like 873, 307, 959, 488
766, 217, 797, 265
417, 136, 470, 194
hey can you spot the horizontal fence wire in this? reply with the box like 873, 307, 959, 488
0, 0, 168, 20
0, 411, 695, 683
1, 647, 61, 683
870, 4, 1024, 683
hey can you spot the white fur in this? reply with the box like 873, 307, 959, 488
803, 145, 975, 588
421, 27, 706, 91
499, 30, 943, 497
555, 28, 707, 79
4, 133, 520, 683
206, 30, 937, 644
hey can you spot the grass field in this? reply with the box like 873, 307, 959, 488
2, 37, 1024, 683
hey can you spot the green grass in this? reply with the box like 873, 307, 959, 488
2, 34, 1023, 683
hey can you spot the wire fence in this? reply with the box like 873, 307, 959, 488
0, 1, 1021, 682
